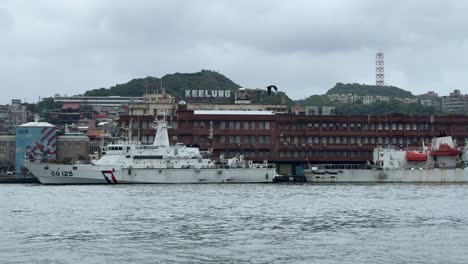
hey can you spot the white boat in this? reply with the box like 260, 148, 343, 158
305, 136, 468, 183
25, 120, 279, 184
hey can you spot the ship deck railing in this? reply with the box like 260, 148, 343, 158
307, 164, 371, 170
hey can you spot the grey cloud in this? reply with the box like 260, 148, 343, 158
1, 0, 468, 104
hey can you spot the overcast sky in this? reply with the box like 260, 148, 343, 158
1, 0, 468, 104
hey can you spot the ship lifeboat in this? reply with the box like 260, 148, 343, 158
406, 151, 428, 162
430, 143, 460, 156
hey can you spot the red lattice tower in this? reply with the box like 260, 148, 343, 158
376, 52, 384, 86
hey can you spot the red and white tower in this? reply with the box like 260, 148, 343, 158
376, 51, 384, 86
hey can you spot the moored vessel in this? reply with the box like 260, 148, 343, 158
25, 120, 279, 184
305, 136, 468, 183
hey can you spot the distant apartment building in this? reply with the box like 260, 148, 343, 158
54, 95, 141, 119
329, 93, 421, 105
305, 106, 336, 116
441, 89, 468, 114
0, 99, 29, 134
328, 93, 391, 104
128, 92, 176, 116
0, 135, 16, 172
54, 95, 143, 107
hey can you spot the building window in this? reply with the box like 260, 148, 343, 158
342, 137, 347, 144
219, 136, 225, 143
265, 121, 270, 129
229, 121, 234, 129
258, 121, 264, 129
220, 121, 225, 129
243, 121, 249, 129
250, 121, 255, 129
235, 121, 241, 129
392, 124, 396, 130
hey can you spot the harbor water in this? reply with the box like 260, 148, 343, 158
1, 183, 468, 263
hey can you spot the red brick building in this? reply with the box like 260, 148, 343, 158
119, 104, 468, 175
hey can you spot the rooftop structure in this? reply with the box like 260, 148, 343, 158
54, 96, 143, 107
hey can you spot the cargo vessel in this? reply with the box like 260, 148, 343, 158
305, 136, 468, 183
25, 120, 278, 184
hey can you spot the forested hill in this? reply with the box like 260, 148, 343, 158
82, 69, 292, 105
327, 83, 415, 98
83, 70, 241, 97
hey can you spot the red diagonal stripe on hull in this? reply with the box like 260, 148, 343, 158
111, 175, 118, 184
41, 127, 47, 133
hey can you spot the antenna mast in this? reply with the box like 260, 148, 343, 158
376, 51, 385, 86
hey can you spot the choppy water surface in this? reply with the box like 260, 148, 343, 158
1, 183, 468, 264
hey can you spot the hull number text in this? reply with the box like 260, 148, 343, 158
51, 171, 73, 177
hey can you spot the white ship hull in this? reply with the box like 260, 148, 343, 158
26, 163, 277, 184
305, 168, 468, 183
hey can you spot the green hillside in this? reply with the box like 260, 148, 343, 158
84, 70, 241, 98
327, 83, 415, 98
83, 69, 291, 104
296, 83, 436, 115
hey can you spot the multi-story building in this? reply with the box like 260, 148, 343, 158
442, 89, 466, 114
118, 102, 468, 175
128, 92, 176, 116
305, 106, 336, 116
56, 134, 90, 162
0, 100, 29, 134
54, 95, 143, 108
0, 132, 90, 174
0, 135, 16, 172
